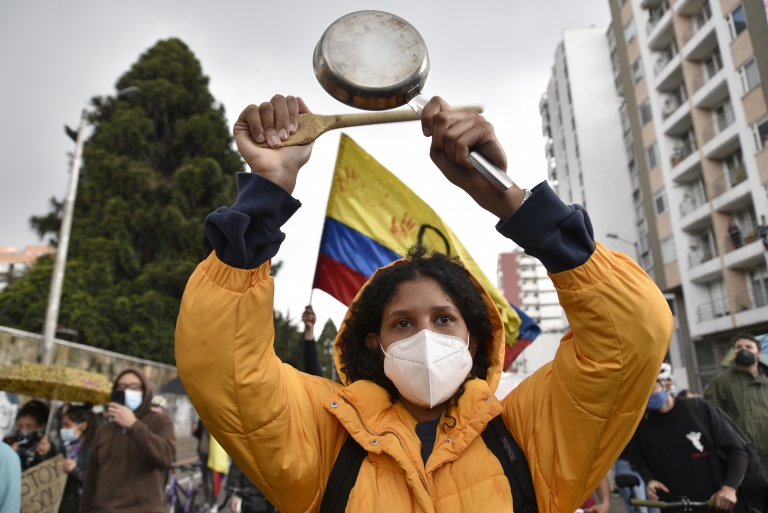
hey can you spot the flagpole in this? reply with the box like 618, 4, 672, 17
308, 288, 314, 306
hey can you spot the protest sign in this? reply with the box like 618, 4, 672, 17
21, 454, 67, 513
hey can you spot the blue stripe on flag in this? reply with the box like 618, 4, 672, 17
319, 217, 403, 278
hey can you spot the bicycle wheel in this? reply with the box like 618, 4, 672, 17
188, 487, 211, 513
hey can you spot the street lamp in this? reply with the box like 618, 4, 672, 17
606, 233, 641, 263
39, 87, 141, 364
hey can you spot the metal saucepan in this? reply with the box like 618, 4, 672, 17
313, 10, 514, 191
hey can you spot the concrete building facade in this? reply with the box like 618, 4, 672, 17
607, 0, 768, 390
540, 28, 643, 262
497, 248, 569, 333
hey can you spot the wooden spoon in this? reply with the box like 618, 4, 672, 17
254, 106, 483, 148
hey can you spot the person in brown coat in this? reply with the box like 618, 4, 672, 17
79, 368, 177, 513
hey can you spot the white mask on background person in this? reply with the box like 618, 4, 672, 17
381, 329, 473, 409
60, 424, 81, 443
125, 390, 143, 411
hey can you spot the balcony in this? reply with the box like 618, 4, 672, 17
675, 0, 707, 16
688, 246, 722, 283
648, 6, 675, 51
682, 8, 717, 61
724, 237, 766, 269
734, 287, 768, 327
697, 297, 731, 322
702, 108, 740, 159
671, 143, 702, 182
713, 175, 752, 212
680, 200, 711, 231
692, 56, 723, 94
712, 166, 747, 198
656, 54, 684, 92
692, 68, 728, 109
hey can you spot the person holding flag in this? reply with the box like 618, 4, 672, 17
176, 95, 671, 513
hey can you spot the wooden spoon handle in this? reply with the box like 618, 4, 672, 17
253, 105, 483, 148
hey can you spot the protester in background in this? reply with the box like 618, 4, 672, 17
704, 333, 768, 464
676, 389, 696, 399
13, 399, 56, 471
192, 417, 213, 504
633, 380, 749, 512
302, 305, 323, 377
226, 460, 275, 513
58, 405, 97, 513
0, 438, 21, 513
579, 476, 610, 513
79, 368, 176, 513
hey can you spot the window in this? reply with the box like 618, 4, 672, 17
624, 18, 637, 45
726, 4, 747, 40
751, 115, 768, 151
646, 142, 659, 169
661, 236, 677, 264
631, 57, 645, 85
632, 173, 642, 204
653, 187, 668, 216
739, 58, 761, 94
639, 99, 653, 125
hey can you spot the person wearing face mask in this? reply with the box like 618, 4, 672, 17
12, 399, 57, 471
57, 405, 97, 513
79, 368, 176, 513
705, 333, 768, 464
176, 95, 672, 513
632, 379, 750, 512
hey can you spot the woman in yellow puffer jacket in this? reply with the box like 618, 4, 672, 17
175, 95, 672, 513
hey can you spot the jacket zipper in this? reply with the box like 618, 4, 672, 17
340, 394, 430, 492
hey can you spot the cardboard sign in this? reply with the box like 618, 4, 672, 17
21, 454, 67, 513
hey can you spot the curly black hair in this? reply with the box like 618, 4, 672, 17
338, 245, 494, 430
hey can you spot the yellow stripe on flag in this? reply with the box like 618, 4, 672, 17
326, 134, 521, 345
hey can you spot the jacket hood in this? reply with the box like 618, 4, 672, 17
333, 258, 506, 394
114, 367, 153, 418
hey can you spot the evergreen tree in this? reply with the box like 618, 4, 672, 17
0, 39, 241, 363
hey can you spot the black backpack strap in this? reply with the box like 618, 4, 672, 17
481, 415, 539, 513
319, 434, 367, 513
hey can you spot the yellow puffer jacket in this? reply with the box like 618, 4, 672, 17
176, 242, 671, 513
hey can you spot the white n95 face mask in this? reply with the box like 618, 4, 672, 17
381, 329, 473, 409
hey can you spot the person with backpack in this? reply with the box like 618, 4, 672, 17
632, 379, 750, 512
175, 95, 672, 513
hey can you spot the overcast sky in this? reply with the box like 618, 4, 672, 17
0, 0, 611, 329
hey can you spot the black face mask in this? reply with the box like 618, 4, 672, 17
735, 349, 757, 367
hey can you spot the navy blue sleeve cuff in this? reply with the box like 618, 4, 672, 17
496, 181, 595, 274
205, 172, 301, 269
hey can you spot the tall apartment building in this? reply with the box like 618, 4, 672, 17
607, 0, 768, 390
497, 248, 569, 333
540, 28, 643, 260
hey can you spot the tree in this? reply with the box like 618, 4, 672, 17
0, 39, 241, 363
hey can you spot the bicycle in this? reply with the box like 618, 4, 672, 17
167, 457, 212, 513
631, 498, 716, 511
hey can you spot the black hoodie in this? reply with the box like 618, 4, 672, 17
79, 368, 177, 513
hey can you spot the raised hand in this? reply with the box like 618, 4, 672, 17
302, 305, 316, 341
421, 97, 525, 220
233, 95, 313, 194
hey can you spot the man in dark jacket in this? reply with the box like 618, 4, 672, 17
79, 368, 177, 513
633, 380, 749, 512
704, 333, 768, 463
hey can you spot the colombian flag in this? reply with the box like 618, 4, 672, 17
313, 134, 538, 362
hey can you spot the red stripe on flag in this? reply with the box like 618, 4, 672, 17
503, 338, 532, 372
313, 254, 370, 306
